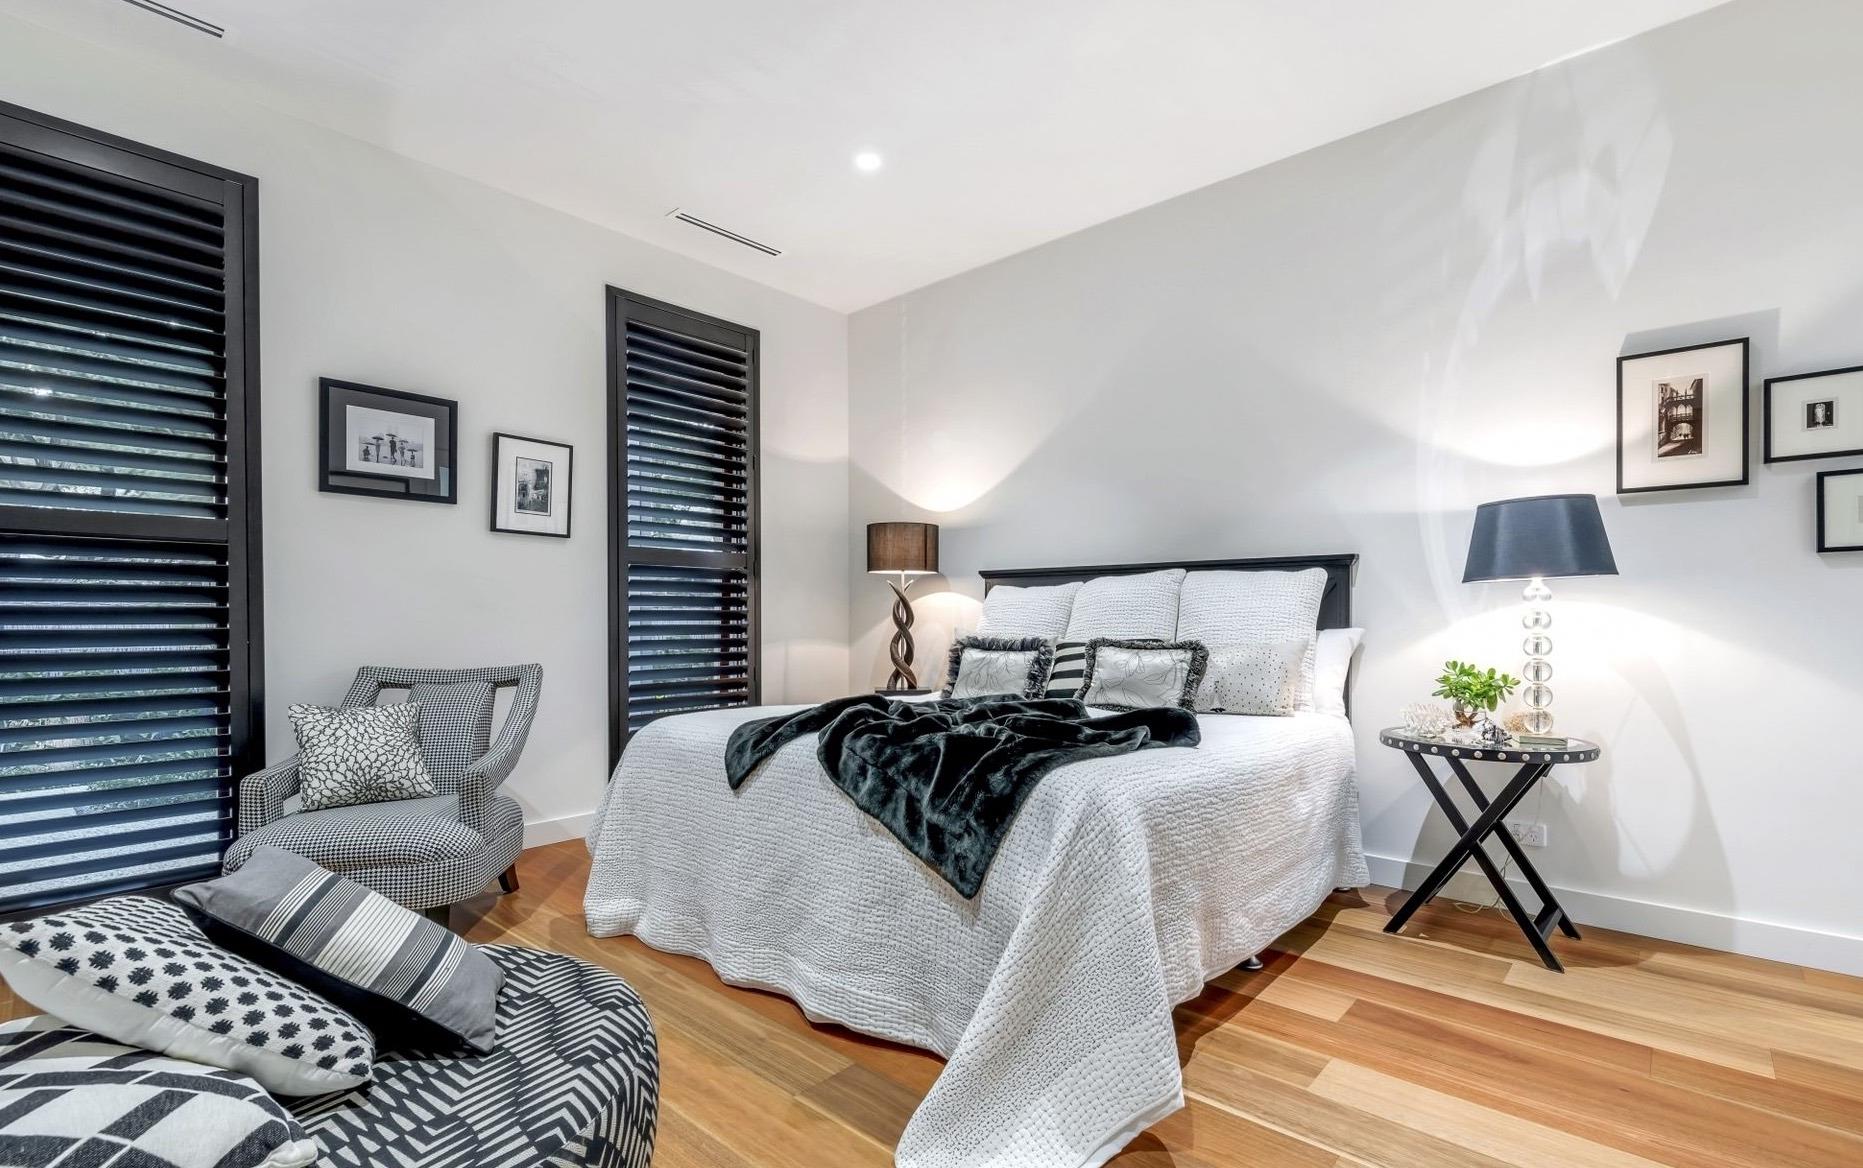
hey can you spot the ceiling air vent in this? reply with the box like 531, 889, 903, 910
119, 0, 225, 37
667, 209, 782, 257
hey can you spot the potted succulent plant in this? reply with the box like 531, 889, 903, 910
1431, 660, 1520, 729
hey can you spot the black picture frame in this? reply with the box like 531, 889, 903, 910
490, 431, 573, 538
1763, 363, 1863, 464
318, 378, 458, 504
1816, 468, 1863, 553
1616, 337, 1749, 494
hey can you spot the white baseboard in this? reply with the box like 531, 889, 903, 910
523, 812, 595, 850
1364, 852, 1863, 978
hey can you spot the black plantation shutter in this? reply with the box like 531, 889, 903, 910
0, 103, 261, 913
607, 288, 758, 763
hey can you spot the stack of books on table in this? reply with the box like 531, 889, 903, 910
1513, 734, 1569, 750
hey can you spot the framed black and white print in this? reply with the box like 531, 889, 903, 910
1816, 468, 1863, 553
319, 379, 457, 504
490, 432, 572, 537
1616, 338, 1749, 493
1764, 364, 1863, 463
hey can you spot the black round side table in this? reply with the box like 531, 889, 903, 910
1377, 728, 1601, 972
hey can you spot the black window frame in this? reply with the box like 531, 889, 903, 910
605, 286, 760, 768
0, 100, 263, 914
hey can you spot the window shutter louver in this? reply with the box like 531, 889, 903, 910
608, 290, 758, 762
0, 103, 260, 915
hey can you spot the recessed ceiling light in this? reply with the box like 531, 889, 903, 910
853, 151, 884, 173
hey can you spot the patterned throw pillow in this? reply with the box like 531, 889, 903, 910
1078, 639, 1210, 711
176, 846, 504, 1054
1194, 639, 1312, 715
0, 896, 373, 1095
406, 680, 496, 783
1043, 641, 1089, 699
941, 636, 1055, 699
290, 701, 437, 812
0, 1016, 321, 1168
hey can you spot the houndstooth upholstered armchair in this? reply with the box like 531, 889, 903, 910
226, 664, 541, 922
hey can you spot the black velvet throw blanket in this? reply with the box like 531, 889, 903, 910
726, 695, 1200, 898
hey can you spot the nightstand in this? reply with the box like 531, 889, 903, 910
876, 688, 935, 697
1377, 728, 1600, 972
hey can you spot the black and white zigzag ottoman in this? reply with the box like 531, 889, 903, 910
287, 945, 659, 1168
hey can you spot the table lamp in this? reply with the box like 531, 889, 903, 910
866, 521, 939, 691
1463, 494, 1617, 735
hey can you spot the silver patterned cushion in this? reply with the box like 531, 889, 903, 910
1194, 639, 1311, 715
941, 637, 1055, 699
290, 702, 438, 812
1078, 639, 1209, 711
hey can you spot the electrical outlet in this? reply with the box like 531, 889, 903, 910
1505, 820, 1548, 848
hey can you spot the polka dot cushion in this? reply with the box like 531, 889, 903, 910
0, 896, 373, 1095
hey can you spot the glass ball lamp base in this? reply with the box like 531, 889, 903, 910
1519, 577, 1554, 734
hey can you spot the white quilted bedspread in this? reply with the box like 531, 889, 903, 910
584, 705, 1368, 1168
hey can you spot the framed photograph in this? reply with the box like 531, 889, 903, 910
491, 432, 572, 537
319, 379, 457, 504
1816, 468, 1863, 553
1764, 364, 1863, 463
1616, 337, 1749, 494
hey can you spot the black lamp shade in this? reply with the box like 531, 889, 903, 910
1463, 494, 1617, 582
867, 522, 939, 575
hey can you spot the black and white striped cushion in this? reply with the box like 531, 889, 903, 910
0, 1018, 320, 1168
1043, 640, 1089, 699
177, 846, 503, 1053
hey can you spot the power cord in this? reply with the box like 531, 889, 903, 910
1452, 780, 1547, 915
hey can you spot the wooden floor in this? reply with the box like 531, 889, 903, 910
9, 842, 1862, 1167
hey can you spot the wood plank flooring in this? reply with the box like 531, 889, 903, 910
7, 841, 1860, 1167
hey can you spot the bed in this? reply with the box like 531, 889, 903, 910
584, 554, 1369, 1168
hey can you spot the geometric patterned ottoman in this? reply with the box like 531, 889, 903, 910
286, 946, 658, 1168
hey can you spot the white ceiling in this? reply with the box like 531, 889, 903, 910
15, 0, 1726, 311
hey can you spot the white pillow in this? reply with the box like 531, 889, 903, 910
1061, 569, 1187, 641
976, 582, 1080, 638
1313, 627, 1364, 717
1176, 569, 1327, 707
1194, 640, 1311, 715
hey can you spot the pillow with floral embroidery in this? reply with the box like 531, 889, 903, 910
1078, 638, 1210, 711
0, 896, 373, 1095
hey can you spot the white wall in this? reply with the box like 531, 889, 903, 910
1, 16, 851, 843
848, 0, 1863, 974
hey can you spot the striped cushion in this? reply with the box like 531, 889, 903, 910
176, 846, 503, 1053
1044, 640, 1089, 699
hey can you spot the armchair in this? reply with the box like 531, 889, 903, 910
228, 664, 541, 921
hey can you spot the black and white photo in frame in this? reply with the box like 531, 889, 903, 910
1616, 337, 1749, 493
319, 378, 458, 504
1816, 468, 1863, 553
491, 432, 573, 537
1764, 364, 1863, 464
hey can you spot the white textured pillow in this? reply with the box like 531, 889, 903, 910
976, 582, 1080, 638
1313, 627, 1364, 717
1176, 569, 1327, 707
1061, 569, 1187, 642
1194, 640, 1311, 715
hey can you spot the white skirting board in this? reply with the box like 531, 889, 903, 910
1364, 852, 1863, 978
524, 811, 596, 850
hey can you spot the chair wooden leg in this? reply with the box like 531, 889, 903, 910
497, 865, 520, 895
422, 905, 451, 927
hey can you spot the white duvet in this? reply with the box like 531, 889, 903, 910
584, 705, 1368, 1168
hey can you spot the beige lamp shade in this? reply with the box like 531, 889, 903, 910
866, 522, 939, 576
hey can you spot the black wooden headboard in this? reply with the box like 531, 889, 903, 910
979, 553, 1358, 631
